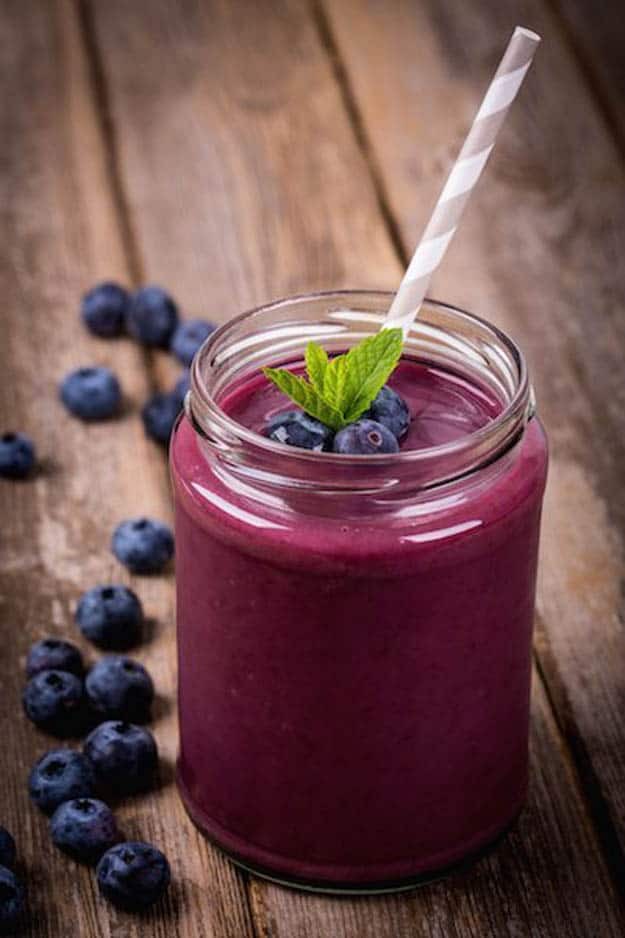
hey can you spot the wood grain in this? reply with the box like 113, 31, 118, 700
82, 0, 400, 398
83, 0, 623, 935
322, 0, 625, 882
0, 1, 254, 935
549, 0, 625, 154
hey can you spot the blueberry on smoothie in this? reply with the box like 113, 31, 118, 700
60, 367, 121, 421
141, 392, 180, 445
0, 432, 35, 479
0, 865, 25, 931
267, 411, 334, 452
22, 670, 86, 737
84, 721, 158, 795
50, 798, 119, 863
26, 638, 84, 679
332, 419, 399, 455
81, 282, 129, 338
170, 319, 215, 366
76, 585, 143, 650
364, 385, 410, 440
111, 518, 174, 574
96, 841, 170, 911
126, 286, 179, 347
0, 829, 16, 870
85, 657, 154, 722
29, 748, 96, 814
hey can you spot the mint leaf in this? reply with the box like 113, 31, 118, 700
263, 328, 404, 432
305, 341, 328, 394
321, 355, 348, 411
262, 367, 344, 431
341, 329, 403, 423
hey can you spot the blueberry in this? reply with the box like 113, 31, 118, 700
60, 367, 121, 421
364, 385, 410, 440
76, 585, 143, 650
97, 841, 170, 911
170, 319, 215, 366
0, 432, 35, 479
85, 657, 154, 722
0, 866, 25, 931
141, 392, 180, 446
267, 410, 334, 452
84, 721, 158, 795
26, 638, 84, 678
0, 830, 15, 870
172, 372, 190, 406
81, 282, 129, 338
22, 670, 86, 737
332, 419, 399, 455
28, 749, 96, 814
126, 286, 179, 347
50, 798, 119, 864
112, 518, 174, 574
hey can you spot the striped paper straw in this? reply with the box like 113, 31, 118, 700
385, 26, 541, 333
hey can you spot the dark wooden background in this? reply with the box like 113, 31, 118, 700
1, 1, 624, 935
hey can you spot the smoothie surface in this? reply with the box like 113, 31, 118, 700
220, 358, 501, 450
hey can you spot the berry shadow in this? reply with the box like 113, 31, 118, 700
153, 755, 176, 794
1, 457, 61, 481
138, 617, 160, 648
111, 396, 134, 421
31, 706, 96, 742
150, 693, 172, 726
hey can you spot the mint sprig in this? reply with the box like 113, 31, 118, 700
262, 328, 403, 431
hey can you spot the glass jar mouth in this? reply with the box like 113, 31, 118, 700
187, 290, 532, 490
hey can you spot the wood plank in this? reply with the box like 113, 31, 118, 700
87, 0, 623, 934
322, 0, 625, 881
0, 2, 254, 936
84, 0, 399, 396
549, 0, 625, 153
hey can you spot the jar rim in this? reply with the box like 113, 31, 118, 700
187, 290, 532, 487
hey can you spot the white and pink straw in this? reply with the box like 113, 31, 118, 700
385, 26, 541, 333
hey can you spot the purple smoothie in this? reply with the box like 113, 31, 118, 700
171, 356, 548, 887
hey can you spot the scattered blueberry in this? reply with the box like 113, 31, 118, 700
0, 432, 35, 479
85, 657, 154, 722
84, 721, 158, 795
332, 419, 399, 455
60, 367, 121, 421
28, 749, 96, 814
364, 385, 410, 440
76, 585, 143, 650
50, 798, 120, 864
81, 282, 129, 338
112, 518, 174, 574
141, 392, 180, 446
172, 372, 190, 406
0, 829, 15, 871
126, 286, 179, 347
26, 638, 84, 679
170, 319, 215, 366
22, 670, 86, 737
267, 410, 334, 452
96, 841, 170, 911
0, 865, 25, 931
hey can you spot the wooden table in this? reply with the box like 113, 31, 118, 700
1, 1, 624, 935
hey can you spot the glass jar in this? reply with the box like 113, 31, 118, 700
170, 291, 548, 893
